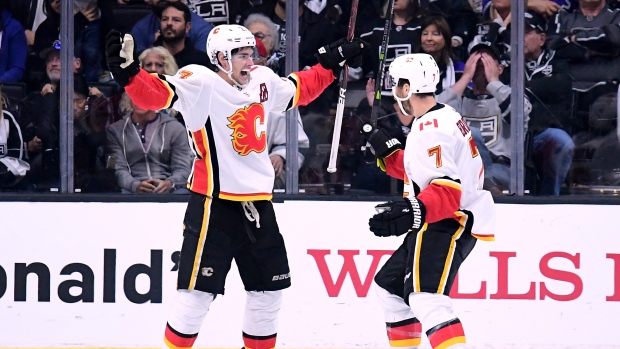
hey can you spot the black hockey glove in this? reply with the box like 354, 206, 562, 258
362, 124, 402, 158
105, 30, 140, 88
316, 38, 367, 73
369, 197, 427, 237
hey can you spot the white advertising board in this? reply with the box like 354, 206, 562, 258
0, 201, 618, 349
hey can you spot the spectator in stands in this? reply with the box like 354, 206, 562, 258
0, 92, 31, 190
360, 0, 424, 100
131, 0, 213, 55
36, 40, 82, 95
152, 1, 210, 68
32, 0, 59, 58
267, 105, 310, 189
139, 46, 179, 75
253, 0, 337, 79
24, 72, 109, 191
482, 0, 578, 19
0, 0, 28, 82
523, 11, 574, 195
244, 13, 281, 75
106, 92, 192, 194
7, 0, 47, 48
417, 16, 465, 106
72, 73, 119, 192
138, 46, 183, 125
21, 40, 82, 171
477, 0, 577, 61
444, 42, 531, 194
33, 0, 107, 82
416, 0, 479, 60
474, 0, 512, 58
547, 0, 620, 159
249, 38, 310, 189
73, 0, 107, 82
264, 0, 339, 113
543, 0, 620, 188
547, 0, 620, 98
24, 42, 97, 157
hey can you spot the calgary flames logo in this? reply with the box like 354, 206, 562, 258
227, 103, 267, 156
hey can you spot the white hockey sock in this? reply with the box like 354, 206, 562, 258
164, 289, 214, 349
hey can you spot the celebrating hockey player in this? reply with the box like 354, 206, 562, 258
363, 53, 496, 349
104, 25, 365, 349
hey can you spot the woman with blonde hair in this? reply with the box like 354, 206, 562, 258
138, 46, 179, 75
138, 46, 182, 122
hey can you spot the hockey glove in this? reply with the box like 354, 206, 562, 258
317, 38, 367, 73
362, 125, 402, 158
105, 30, 140, 88
369, 197, 427, 237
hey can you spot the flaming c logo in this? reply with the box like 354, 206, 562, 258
227, 103, 267, 156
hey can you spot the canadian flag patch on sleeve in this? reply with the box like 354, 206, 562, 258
419, 119, 438, 131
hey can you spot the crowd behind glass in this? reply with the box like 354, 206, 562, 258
1, 0, 619, 197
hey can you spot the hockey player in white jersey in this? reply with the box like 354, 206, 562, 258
105, 25, 365, 349
363, 53, 496, 349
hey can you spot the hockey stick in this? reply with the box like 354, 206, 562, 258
360, 0, 396, 155
326, 0, 359, 173
369, 0, 396, 128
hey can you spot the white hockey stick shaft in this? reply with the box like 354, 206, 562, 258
327, 84, 347, 173
326, 0, 359, 173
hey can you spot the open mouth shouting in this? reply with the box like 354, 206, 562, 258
238, 68, 251, 83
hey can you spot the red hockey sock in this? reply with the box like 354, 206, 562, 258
386, 318, 422, 347
426, 318, 466, 349
242, 332, 277, 349
164, 323, 198, 349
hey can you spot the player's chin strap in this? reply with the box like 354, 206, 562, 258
215, 56, 249, 90
392, 85, 414, 116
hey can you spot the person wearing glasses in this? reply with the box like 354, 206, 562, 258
244, 13, 282, 75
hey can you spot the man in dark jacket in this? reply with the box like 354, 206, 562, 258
245, 0, 338, 114
547, 0, 620, 88
152, 1, 211, 69
524, 11, 575, 196
131, 0, 213, 55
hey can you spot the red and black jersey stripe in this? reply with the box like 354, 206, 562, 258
187, 118, 220, 196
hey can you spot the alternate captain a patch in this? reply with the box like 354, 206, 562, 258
259, 83, 268, 102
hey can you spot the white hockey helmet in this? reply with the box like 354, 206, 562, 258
207, 25, 256, 88
388, 53, 440, 115
389, 53, 439, 95
207, 24, 256, 66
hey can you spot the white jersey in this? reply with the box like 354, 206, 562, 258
403, 104, 496, 240
126, 64, 335, 201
